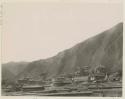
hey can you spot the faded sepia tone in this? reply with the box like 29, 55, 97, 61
1, 0, 123, 97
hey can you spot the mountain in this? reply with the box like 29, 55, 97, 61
2, 66, 15, 82
2, 62, 29, 76
17, 22, 123, 80
2, 22, 123, 81
2, 62, 29, 83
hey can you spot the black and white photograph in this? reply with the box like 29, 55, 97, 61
1, 0, 123, 97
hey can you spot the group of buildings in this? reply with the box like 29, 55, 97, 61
3, 65, 122, 93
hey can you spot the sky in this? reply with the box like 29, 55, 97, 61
2, 1, 123, 63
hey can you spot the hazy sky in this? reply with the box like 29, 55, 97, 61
2, 1, 123, 63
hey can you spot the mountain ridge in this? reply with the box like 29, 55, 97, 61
2, 22, 123, 81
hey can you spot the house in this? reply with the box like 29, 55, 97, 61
108, 72, 121, 81
18, 77, 44, 85
73, 76, 88, 83
88, 72, 108, 83
51, 76, 72, 87
22, 84, 44, 91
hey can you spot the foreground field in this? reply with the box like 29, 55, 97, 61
2, 82, 122, 97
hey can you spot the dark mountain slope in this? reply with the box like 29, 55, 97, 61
2, 62, 29, 76
2, 62, 29, 83
2, 66, 16, 82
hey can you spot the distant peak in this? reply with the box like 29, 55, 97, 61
115, 22, 123, 27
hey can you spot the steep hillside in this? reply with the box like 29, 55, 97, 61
17, 22, 123, 80
2, 62, 29, 76
2, 66, 16, 82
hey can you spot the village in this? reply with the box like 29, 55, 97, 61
2, 65, 122, 96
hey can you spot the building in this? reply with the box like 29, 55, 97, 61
18, 77, 44, 85
22, 84, 44, 91
73, 76, 88, 83
51, 77, 72, 87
